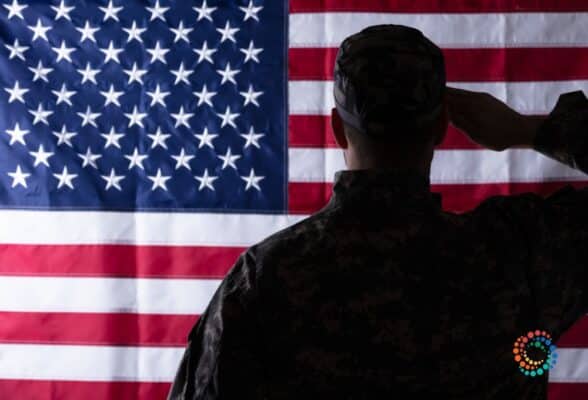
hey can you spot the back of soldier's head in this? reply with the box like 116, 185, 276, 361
334, 24, 446, 146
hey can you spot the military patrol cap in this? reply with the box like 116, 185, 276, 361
334, 24, 446, 138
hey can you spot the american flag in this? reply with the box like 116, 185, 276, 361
1, 0, 588, 399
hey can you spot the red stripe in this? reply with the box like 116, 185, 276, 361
1, 306, 584, 349
289, 115, 336, 148
2, 309, 584, 348
290, 0, 588, 13
289, 115, 483, 149
288, 181, 588, 214
556, 316, 588, 348
0, 312, 196, 346
0, 244, 244, 278
289, 47, 588, 82
0, 379, 582, 400
549, 383, 588, 399
0, 311, 585, 348
0, 380, 171, 400
2, 311, 585, 347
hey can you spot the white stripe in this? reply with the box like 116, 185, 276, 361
289, 80, 588, 116
0, 211, 304, 246
549, 348, 588, 383
0, 276, 220, 315
289, 148, 587, 184
0, 342, 583, 383
290, 12, 588, 48
0, 343, 183, 382
0, 148, 584, 246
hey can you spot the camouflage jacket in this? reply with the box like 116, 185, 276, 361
167, 91, 588, 400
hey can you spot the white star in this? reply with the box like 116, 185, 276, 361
147, 0, 169, 22
147, 168, 171, 191
240, 40, 263, 63
125, 147, 148, 170
241, 126, 265, 149
51, 0, 74, 21
239, 0, 263, 22
29, 61, 53, 83
52, 125, 77, 147
99, 0, 123, 22
30, 144, 54, 167
6, 39, 28, 61
7, 165, 30, 188
123, 62, 148, 85
4, 0, 27, 20
123, 21, 146, 43
78, 147, 101, 169
195, 169, 218, 191
147, 127, 171, 149
147, 41, 170, 64
52, 83, 76, 106
218, 147, 241, 170
28, 18, 51, 42
29, 103, 53, 126
171, 148, 195, 170
5, 123, 29, 146
170, 106, 194, 128
239, 84, 263, 107
53, 166, 77, 190
194, 127, 218, 149
216, 21, 239, 43
216, 62, 240, 85
100, 41, 123, 64
241, 168, 265, 192
52, 40, 75, 63
147, 84, 170, 107
100, 84, 123, 107
241, 168, 264, 191
101, 168, 125, 191
7, 87, 30, 111
171, 62, 194, 85
194, 41, 217, 64
194, 0, 216, 22
193, 84, 216, 107
5, 81, 28, 104
101, 126, 125, 149
216, 106, 239, 129
77, 63, 100, 84
124, 106, 147, 128
77, 106, 101, 128
76, 20, 99, 43
171, 21, 193, 43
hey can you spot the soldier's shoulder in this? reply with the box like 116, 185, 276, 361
472, 184, 578, 216
244, 207, 336, 267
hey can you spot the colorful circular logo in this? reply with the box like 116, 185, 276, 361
513, 330, 557, 377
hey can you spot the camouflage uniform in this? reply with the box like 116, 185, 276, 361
167, 25, 588, 400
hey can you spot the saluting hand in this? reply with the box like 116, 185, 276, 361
446, 87, 544, 151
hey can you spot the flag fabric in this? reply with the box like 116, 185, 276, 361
1, 0, 588, 399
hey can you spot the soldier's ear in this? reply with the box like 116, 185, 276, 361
331, 108, 349, 149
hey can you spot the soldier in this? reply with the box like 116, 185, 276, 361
168, 24, 588, 399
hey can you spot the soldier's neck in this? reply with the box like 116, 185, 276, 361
345, 146, 433, 177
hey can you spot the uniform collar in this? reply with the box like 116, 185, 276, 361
328, 168, 442, 211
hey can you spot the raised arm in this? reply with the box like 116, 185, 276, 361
447, 87, 588, 339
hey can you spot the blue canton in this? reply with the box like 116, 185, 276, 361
0, 0, 286, 212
